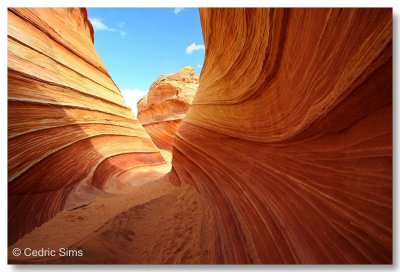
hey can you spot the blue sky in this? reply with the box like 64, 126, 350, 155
87, 8, 205, 115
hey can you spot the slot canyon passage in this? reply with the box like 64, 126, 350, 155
7, 8, 392, 264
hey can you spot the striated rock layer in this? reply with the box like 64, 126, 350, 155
8, 8, 166, 245
137, 67, 199, 151
170, 8, 392, 263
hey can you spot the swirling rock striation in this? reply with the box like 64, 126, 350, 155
8, 8, 165, 245
137, 66, 199, 152
170, 8, 392, 263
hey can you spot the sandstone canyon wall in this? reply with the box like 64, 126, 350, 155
137, 66, 199, 152
8, 8, 165, 245
170, 8, 392, 263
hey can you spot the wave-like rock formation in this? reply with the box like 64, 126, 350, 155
170, 8, 392, 263
8, 8, 165, 245
137, 67, 199, 151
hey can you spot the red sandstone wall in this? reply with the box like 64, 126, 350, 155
170, 8, 392, 263
8, 8, 165, 245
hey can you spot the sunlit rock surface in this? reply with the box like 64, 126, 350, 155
8, 8, 166, 245
137, 66, 199, 152
169, 8, 392, 263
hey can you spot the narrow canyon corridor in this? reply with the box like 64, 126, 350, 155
8, 8, 392, 264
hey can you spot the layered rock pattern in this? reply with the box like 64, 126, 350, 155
8, 8, 165, 245
170, 8, 392, 263
137, 67, 199, 151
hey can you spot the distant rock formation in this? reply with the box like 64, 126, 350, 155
137, 67, 199, 152
169, 8, 392, 263
8, 8, 166, 245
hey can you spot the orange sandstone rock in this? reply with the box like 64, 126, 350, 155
8, 8, 166, 245
137, 67, 199, 151
170, 8, 392, 263
7, 7, 392, 265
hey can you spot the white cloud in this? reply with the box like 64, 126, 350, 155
89, 17, 115, 32
174, 8, 185, 15
186, 42, 205, 54
90, 18, 127, 37
197, 64, 203, 69
120, 88, 147, 117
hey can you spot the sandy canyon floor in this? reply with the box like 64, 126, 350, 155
8, 157, 214, 264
